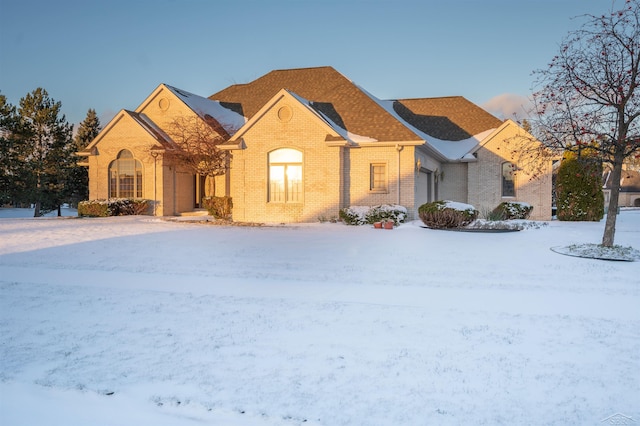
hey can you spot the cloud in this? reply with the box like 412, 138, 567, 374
482, 93, 534, 120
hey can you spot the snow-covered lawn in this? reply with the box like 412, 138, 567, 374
0, 209, 638, 425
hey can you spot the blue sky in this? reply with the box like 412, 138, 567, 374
1, 0, 609, 128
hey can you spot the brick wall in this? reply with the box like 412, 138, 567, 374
467, 123, 552, 220
229, 99, 342, 223
228, 98, 418, 223
347, 145, 416, 219
87, 114, 164, 209
439, 163, 468, 203
86, 86, 206, 216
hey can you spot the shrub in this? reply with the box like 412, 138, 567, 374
418, 200, 478, 229
78, 200, 109, 217
491, 201, 533, 220
78, 199, 151, 217
366, 204, 407, 225
340, 206, 370, 225
339, 204, 408, 225
202, 196, 232, 219
556, 150, 604, 221
481, 207, 507, 221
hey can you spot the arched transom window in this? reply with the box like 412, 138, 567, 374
109, 149, 143, 198
269, 148, 302, 203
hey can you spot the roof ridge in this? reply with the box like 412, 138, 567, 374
395, 95, 466, 101
268, 65, 337, 73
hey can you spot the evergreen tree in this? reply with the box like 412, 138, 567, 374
18, 88, 74, 216
556, 149, 604, 221
0, 94, 30, 206
69, 109, 101, 205
0, 94, 16, 205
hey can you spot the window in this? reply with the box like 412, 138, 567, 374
502, 162, 516, 197
109, 150, 143, 198
370, 163, 387, 192
269, 148, 302, 203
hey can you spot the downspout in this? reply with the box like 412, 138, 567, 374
396, 144, 403, 205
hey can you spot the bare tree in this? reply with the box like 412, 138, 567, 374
532, 0, 640, 247
165, 115, 232, 197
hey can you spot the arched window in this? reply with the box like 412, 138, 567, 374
502, 162, 516, 197
269, 148, 302, 203
109, 150, 143, 198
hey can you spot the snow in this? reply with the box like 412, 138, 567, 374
356, 84, 497, 160
376, 97, 496, 160
165, 85, 247, 133
441, 200, 477, 212
1, 208, 639, 425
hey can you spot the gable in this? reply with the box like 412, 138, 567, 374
81, 110, 172, 155
211, 66, 422, 143
135, 84, 245, 138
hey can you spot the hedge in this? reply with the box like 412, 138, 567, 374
78, 199, 151, 217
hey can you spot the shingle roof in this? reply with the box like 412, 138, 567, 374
393, 97, 503, 141
209, 66, 506, 157
210, 66, 422, 142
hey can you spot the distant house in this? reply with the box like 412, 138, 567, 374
79, 66, 552, 222
603, 168, 640, 208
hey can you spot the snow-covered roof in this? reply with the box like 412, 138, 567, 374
361, 88, 498, 160
164, 85, 246, 134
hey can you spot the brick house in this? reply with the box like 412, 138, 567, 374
79, 66, 552, 222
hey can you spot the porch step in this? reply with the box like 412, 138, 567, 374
178, 209, 210, 217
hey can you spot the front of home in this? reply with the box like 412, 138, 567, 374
79, 66, 553, 222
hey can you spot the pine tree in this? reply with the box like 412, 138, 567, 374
69, 109, 101, 205
0, 94, 17, 205
0, 94, 32, 206
18, 88, 74, 216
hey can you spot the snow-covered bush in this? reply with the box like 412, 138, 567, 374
366, 204, 407, 225
78, 199, 151, 217
418, 200, 478, 229
491, 201, 533, 220
339, 204, 407, 225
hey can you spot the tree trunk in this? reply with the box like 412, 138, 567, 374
33, 173, 41, 217
602, 152, 624, 247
